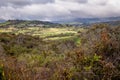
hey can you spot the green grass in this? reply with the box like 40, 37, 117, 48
0, 27, 85, 41
0, 21, 11, 26
44, 36, 74, 41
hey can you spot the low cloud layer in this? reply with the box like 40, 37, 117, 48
0, 0, 120, 21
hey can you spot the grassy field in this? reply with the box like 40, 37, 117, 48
0, 27, 86, 41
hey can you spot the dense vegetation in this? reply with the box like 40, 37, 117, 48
0, 23, 120, 80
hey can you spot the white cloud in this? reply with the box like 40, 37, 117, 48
0, 0, 120, 21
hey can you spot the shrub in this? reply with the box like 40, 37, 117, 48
0, 63, 5, 80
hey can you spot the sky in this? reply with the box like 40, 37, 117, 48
0, 0, 120, 21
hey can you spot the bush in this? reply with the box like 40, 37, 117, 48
0, 63, 5, 80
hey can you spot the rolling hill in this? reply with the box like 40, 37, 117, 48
0, 20, 60, 28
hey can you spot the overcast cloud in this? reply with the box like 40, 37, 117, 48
0, 0, 120, 21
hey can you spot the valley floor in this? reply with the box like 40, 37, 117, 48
0, 25, 120, 80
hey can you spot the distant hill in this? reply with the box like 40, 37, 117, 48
54, 17, 120, 26
0, 17, 120, 28
93, 20, 120, 26
74, 17, 120, 23
0, 20, 60, 27
0, 19, 6, 23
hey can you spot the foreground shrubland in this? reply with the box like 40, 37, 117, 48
0, 25, 120, 80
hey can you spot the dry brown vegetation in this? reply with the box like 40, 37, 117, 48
0, 24, 120, 80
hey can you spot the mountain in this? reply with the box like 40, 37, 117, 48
74, 17, 120, 23
54, 17, 120, 26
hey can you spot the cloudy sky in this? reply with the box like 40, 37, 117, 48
0, 0, 120, 21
